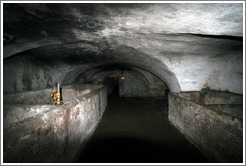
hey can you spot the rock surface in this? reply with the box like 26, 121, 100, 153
168, 91, 243, 162
3, 84, 107, 163
3, 3, 243, 94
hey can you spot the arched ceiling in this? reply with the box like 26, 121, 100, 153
3, 3, 243, 94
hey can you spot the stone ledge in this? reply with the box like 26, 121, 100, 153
3, 84, 107, 163
168, 91, 243, 163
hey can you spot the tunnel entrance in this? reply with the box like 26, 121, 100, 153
104, 77, 120, 97
75, 68, 208, 163
78, 96, 209, 163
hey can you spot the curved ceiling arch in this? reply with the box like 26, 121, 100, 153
73, 66, 151, 85
61, 59, 180, 92
3, 3, 242, 94
6, 41, 181, 92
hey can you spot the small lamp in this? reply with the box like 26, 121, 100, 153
121, 70, 125, 80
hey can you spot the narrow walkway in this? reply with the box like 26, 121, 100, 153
78, 96, 209, 163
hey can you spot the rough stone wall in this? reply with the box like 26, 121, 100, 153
119, 71, 167, 97
3, 3, 243, 94
67, 86, 107, 161
176, 90, 243, 120
3, 86, 92, 105
3, 85, 107, 163
177, 90, 243, 105
168, 92, 243, 162
3, 56, 64, 94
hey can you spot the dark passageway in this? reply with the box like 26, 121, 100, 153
104, 77, 120, 97
78, 95, 209, 163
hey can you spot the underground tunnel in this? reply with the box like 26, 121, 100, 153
2, 2, 244, 164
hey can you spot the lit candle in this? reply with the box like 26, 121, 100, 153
57, 83, 60, 93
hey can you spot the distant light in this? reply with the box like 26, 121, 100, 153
121, 76, 125, 80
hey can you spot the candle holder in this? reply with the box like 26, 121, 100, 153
51, 83, 63, 106
55, 92, 63, 106
51, 91, 57, 104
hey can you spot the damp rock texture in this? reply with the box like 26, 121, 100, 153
168, 90, 243, 162
119, 71, 167, 97
3, 3, 243, 94
3, 84, 107, 163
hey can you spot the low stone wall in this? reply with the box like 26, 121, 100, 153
168, 90, 243, 162
3, 84, 107, 163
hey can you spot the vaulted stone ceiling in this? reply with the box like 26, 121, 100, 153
3, 3, 243, 94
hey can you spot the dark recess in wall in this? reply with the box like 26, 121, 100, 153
104, 77, 119, 96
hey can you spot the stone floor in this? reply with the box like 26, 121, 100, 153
77, 94, 209, 163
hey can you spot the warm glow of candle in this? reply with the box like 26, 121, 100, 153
121, 76, 125, 80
